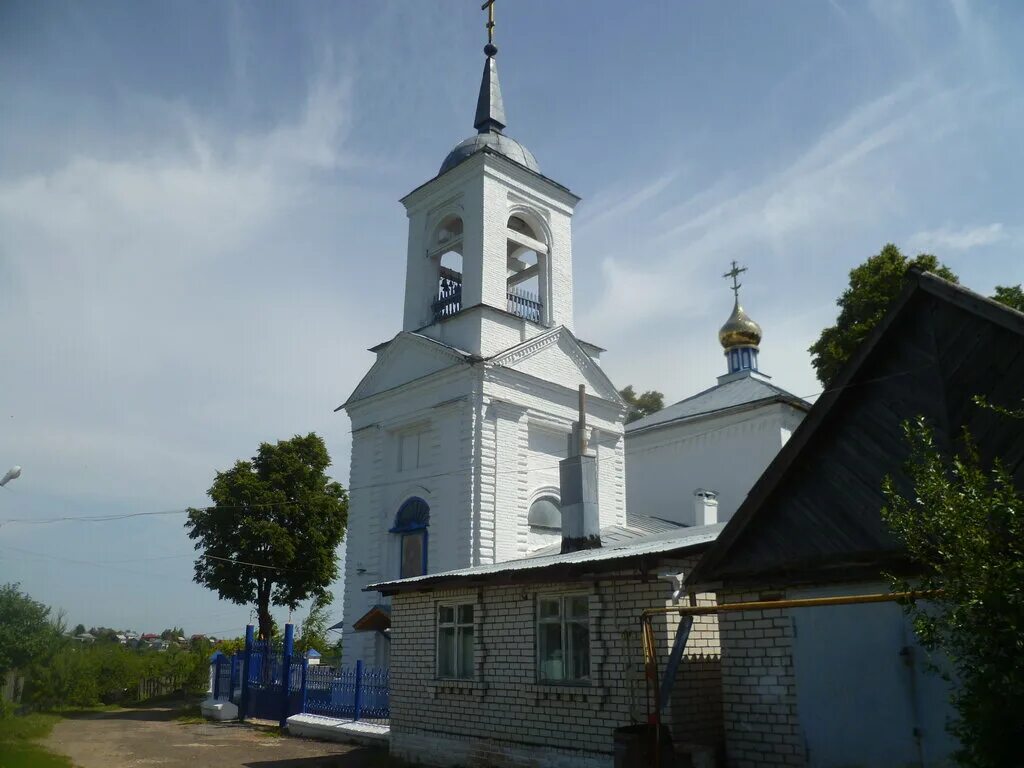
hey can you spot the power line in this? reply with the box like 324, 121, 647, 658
0, 364, 932, 528
0, 500, 301, 526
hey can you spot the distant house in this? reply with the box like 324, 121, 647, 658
140, 633, 159, 642
72, 632, 96, 643
686, 270, 1024, 768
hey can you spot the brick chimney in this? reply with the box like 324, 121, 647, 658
560, 385, 601, 553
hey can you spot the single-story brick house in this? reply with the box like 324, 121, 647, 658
686, 269, 1024, 768
373, 523, 725, 768
371, 415, 727, 767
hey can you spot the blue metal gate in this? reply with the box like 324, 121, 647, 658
239, 625, 304, 727
210, 623, 389, 726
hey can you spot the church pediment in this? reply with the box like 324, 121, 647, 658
342, 333, 471, 409
488, 327, 624, 405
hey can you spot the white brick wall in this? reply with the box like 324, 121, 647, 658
388, 558, 721, 768
718, 591, 804, 767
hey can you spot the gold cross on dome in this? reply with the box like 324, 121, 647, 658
482, 0, 496, 45
723, 260, 748, 299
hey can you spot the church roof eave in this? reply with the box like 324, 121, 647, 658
400, 147, 578, 208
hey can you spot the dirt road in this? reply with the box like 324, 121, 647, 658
43, 702, 391, 768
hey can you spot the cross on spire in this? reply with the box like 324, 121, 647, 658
723, 260, 748, 300
482, 0, 497, 55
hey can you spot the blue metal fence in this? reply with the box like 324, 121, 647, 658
210, 623, 388, 726
303, 659, 390, 721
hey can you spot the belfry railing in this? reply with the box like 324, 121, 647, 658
507, 285, 543, 323
433, 275, 462, 321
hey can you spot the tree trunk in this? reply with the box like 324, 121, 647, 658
257, 583, 273, 641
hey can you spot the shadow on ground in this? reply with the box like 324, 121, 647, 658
60, 700, 200, 723
244, 745, 399, 767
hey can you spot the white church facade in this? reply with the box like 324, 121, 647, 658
624, 267, 809, 529
338, 44, 627, 667
336, 17, 808, 670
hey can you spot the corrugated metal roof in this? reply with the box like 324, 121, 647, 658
627, 373, 807, 433
367, 522, 724, 593
527, 515, 686, 558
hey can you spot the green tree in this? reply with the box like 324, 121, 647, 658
296, 594, 333, 655
186, 433, 348, 641
159, 627, 184, 642
881, 416, 1024, 767
992, 283, 1024, 312
72, 624, 86, 636
810, 244, 958, 386
619, 386, 664, 424
0, 584, 61, 679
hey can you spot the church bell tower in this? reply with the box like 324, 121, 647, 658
338, 4, 626, 668
399, 20, 579, 354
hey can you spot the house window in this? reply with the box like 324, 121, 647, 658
390, 498, 429, 578
537, 594, 590, 683
437, 603, 474, 679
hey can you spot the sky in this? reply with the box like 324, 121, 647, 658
1, 0, 1021, 637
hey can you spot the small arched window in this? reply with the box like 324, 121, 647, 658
391, 498, 430, 578
528, 497, 561, 530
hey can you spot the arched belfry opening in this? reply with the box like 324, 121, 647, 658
429, 215, 464, 321
506, 213, 548, 325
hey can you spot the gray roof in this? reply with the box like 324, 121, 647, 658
368, 522, 724, 594
440, 132, 539, 176
627, 373, 808, 434
438, 48, 538, 176
474, 54, 506, 133
527, 515, 686, 558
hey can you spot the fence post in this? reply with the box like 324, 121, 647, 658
353, 659, 363, 722
228, 655, 238, 703
213, 655, 222, 700
280, 623, 294, 730
239, 625, 254, 722
300, 655, 309, 715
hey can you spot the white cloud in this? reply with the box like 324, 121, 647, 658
907, 223, 1008, 252
0, 62, 368, 510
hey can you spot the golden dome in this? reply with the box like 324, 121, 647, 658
719, 299, 762, 348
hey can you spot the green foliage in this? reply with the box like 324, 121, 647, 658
296, 594, 334, 654
881, 416, 1024, 767
160, 627, 185, 641
810, 244, 958, 386
992, 283, 1024, 312
619, 386, 664, 424
185, 433, 348, 641
23, 644, 209, 710
0, 584, 63, 678
0, 713, 72, 768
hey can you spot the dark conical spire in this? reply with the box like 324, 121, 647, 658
474, 47, 506, 134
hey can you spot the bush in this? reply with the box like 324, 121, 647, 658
23, 644, 211, 710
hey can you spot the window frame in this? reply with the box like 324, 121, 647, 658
535, 592, 591, 685
391, 498, 430, 579
436, 601, 476, 680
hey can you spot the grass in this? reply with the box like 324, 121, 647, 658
174, 703, 206, 724
0, 713, 75, 768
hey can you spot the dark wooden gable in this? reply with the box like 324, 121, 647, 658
689, 271, 1024, 588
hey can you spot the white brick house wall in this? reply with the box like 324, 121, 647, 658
718, 591, 804, 767
386, 557, 721, 768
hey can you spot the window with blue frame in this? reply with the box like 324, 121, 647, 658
391, 497, 429, 578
